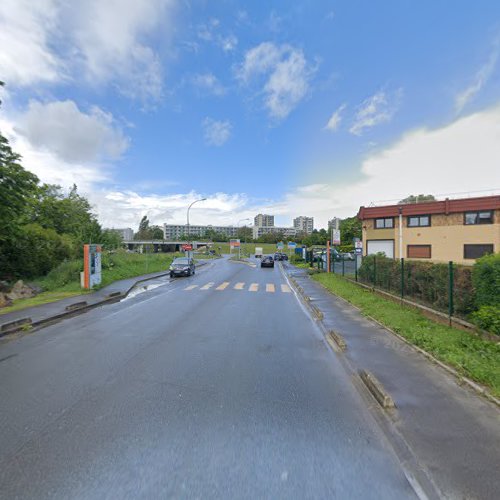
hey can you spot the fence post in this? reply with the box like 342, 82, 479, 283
448, 261, 454, 324
373, 256, 377, 287
355, 255, 358, 282
342, 255, 345, 276
401, 258, 405, 300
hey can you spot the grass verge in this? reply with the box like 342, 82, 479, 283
0, 251, 183, 316
313, 273, 500, 398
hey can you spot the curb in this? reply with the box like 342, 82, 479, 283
312, 275, 500, 409
0, 271, 172, 338
359, 370, 396, 409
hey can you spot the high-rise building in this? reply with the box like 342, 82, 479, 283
254, 214, 274, 227
107, 228, 134, 241
293, 216, 314, 234
163, 224, 238, 240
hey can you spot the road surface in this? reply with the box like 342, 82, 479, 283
0, 257, 418, 498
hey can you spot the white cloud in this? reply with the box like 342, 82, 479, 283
237, 42, 314, 120
202, 118, 232, 146
15, 100, 128, 163
0, 0, 175, 103
349, 89, 402, 136
455, 40, 499, 113
0, 0, 62, 86
271, 103, 500, 227
218, 34, 238, 53
192, 73, 226, 96
324, 103, 347, 131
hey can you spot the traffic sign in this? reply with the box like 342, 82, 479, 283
277, 241, 284, 250
288, 242, 297, 249
229, 239, 240, 248
355, 240, 363, 250
182, 244, 193, 251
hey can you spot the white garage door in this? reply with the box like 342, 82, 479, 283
367, 240, 394, 258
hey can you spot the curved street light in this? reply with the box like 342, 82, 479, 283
186, 198, 207, 242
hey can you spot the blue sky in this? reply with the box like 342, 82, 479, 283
1, 0, 499, 229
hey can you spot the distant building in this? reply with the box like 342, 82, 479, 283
163, 224, 238, 240
293, 216, 314, 234
328, 218, 342, 230
254, 214, 275, 227
357, 195, 500, 264
110, 228, 134, 241
252, 226, 296, 239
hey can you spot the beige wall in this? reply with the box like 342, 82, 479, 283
362, 210, 500, 264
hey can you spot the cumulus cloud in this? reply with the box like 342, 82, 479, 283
455, 39, 499, 113
349, 89, 402, 136
15, 100, 128, 164
237, 42, 314, 120
192, 73, 226, 96
0, 0, 62, 86
324, 103, 347, 131
202, 118, 232, 146
273, 103, 500, 226
0, 0, 175, 103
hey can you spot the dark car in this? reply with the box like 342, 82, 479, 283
274, 252, 283, 261
169, 257, 195, 277
280, 252, 288, 261
261, 256, 275, 268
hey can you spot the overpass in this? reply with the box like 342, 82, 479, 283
123, 240, 207, 253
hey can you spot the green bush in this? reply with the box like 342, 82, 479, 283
471, 306, 500, 335
472, 253, 500, 308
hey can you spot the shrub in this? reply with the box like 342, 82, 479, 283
471, 306, 500, 335
472, 253, 500, 308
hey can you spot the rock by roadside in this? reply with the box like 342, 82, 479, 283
0, 280, 38, 308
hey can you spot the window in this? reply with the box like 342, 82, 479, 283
407, 245, 431, 258
464, 211, 493, 225
375, 217, 394, 229
464, 244, 494, 259
407, 215, 431, 227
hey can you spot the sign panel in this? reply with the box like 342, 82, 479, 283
229, 239, 241, 248
182, 244, 193, 251
277, 241, 284, 250
83, 244, 102, 289
355, 240, 363, 250
287, 242, 297, 249
332, 229, 341, 245
355, 247, 362, 255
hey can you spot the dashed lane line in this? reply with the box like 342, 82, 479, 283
216, 282, 230, 290
200, 282, 215, 290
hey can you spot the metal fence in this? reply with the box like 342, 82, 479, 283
356, 255, 475, 320
303, 252, 476, 320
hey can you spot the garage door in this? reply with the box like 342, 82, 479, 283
367, 240, 394, 258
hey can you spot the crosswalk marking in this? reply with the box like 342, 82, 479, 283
266, 283, 275, 293
281, 284, 291, 293
234, 282, 245, 290
249, 283, 259, 292
200, 282, 214, 290
184, 284, 198, 290
216, 282, 229, 290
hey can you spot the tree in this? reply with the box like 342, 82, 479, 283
101, 229, 123, 250
339, 216, 362, 245
135, 215, 152, 240
398, 194, 436, 204
150, 225, 164, 239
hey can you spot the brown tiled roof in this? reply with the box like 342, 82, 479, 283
357, 195, 500, 219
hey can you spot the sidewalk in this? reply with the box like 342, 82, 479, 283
0, 269, 172, 334
284, 263, 500, 500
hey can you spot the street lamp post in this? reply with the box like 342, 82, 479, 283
186, 198, 206, 255
237, 218, 251, 257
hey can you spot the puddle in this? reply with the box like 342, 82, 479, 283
121, 282, 167, 302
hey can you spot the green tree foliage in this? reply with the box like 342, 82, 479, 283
398, 194, 436, 204
150, 225, 164, 239
101, 229, 124, 250
339, 216, 362, 246
135, 215, 152, 239
472, 253, 500, 308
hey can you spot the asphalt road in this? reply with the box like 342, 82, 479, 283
0, 257, 418, 499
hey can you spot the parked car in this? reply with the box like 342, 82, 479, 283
261, 256, 275, 268
169, 257, 195, 277
341, 252, 355, 261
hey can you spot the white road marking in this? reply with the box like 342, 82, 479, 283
266, 283, 275, 293
281, 284, 291, 293
200, 282, 214, 290
234, 282, 245, 290
249, 283, 259, 292
216, 282, 229, 290
184, 284, 198, 291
